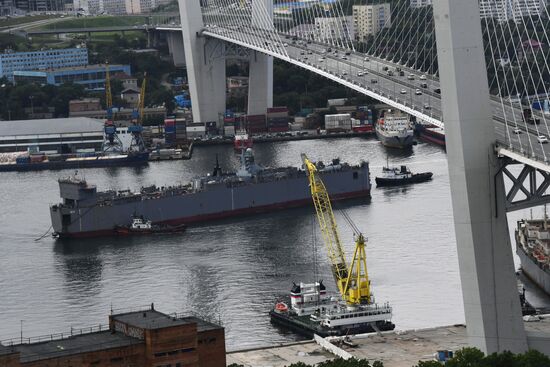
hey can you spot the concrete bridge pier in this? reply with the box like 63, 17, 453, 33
247, 0, 273, 115
433, 0, 528, 354
166, 31, 186, 67
248, 51, 273, 115
178, 0, 226, 123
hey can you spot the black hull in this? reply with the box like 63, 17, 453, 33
269, 310, 395, 338
0, 153, 150, 172
375, 173, 433, 187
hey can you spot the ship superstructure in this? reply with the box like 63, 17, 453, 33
515, 216, 550, 295
50, 150, 371, 238
376, 109, 414, 149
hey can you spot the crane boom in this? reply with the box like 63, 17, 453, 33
301, 154, 348, 295
105, 62, 112, 110
138, 72, 147, 125
301, 154, 372, 305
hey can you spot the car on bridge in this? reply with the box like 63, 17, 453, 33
538, 135, 548, 144
407, 74, 415, 80
513, 128, 522, 134
415, 89, 422, 95
400, 89, 407, 94
420, 75, 427, 80
424, 104, 431, 110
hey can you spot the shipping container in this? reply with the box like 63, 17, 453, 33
268, 126, 289, 133
327, 98, 347, 107
267, 107, 289, 114
325, 113, 352, 132
16, 156, 30, 164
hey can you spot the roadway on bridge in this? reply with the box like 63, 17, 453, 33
203, 27, 550, 163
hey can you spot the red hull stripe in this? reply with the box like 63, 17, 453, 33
59, 189, 370, 238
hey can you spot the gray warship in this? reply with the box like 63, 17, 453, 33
50, 149, 371, 238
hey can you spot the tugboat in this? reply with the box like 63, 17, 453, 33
375, 164, 433, 187
114, 215, 187, 235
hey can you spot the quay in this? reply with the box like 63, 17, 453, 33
227, 315, 550, 367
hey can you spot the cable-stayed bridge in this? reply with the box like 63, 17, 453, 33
174, 0, 550, 356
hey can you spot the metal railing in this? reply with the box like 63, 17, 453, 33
1, 324, 109, 346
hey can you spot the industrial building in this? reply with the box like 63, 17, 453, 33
13, 64, 131, 90
0, 305, 226, 367
0, 48, 88, 81
0, 117, 104, 153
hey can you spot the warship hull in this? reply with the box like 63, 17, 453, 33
50, 162, 371, 238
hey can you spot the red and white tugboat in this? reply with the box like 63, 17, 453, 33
234, 131, 253, 150
115, 215, 187, 235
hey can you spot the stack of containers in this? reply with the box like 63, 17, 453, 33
164, 118, 176, 144
325, 114, 352, 133
175, 118, 187, 143
267, 107, 290, 133
244, 114, 267, 134
224, 110, 236, 136
205, 121, 218, 136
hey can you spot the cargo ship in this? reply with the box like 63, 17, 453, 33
50, 149, 371, 238
0, 151, 149, 172
415, 123, 446, 147
375, 110, 415, 149
515, 216, 550, 295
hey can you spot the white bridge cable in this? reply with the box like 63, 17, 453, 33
497, 1, 544, 159
483, 4, 517, 151
503, 5, 547, 160
486, 1, 535, 156
383, 0, 411, 63
516, 4, 550, 142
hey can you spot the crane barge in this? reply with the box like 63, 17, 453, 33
269, 154, 394, 337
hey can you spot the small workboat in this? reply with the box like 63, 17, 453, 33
375, 165, 433, 187
115, 215, 187, 235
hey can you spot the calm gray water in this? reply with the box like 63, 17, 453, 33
0, 137, 547, 350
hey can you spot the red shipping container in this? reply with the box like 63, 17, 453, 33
268, 126, 289, 133
267, 107, 288, 113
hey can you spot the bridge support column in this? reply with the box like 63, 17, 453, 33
178, 0, 225, 123
247, 0, 273, 115
166, 31, 186, 68
433, 0, 528, 354
248, 52, 273, 115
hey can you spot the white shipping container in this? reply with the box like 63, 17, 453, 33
186, 126, 206, 133
290, 123, 303, 131
224, 126, 236, 136
294, 116, 306, 123
325, 113, 352, 130
327, 98, 347, 107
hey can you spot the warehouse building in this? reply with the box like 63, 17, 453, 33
0, 305, 226, 367
13, 64, 131, 90
0, 117, 105, 153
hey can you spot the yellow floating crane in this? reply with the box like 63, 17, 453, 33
301, 154, 371, 306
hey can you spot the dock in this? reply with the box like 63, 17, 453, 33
227, 315, 550, 367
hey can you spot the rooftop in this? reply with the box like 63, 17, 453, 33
0, 117, 104, 137
9, 330, 140, 363
112, 309, 222, 332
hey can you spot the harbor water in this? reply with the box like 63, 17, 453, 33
0, 137, 548, 350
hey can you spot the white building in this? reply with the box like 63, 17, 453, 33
353, 3, 391, 41
314, 16, 354, 44
410, 0, 432, 8
479, 0, 545, 22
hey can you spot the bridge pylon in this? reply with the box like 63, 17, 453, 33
178, 0, 226, 124
248, 0, 273, 115
433, 0, 528, 354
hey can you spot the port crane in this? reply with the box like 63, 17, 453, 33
301, 154, 371, 306
102, 62, 124, 153
128, 73, 147, 152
